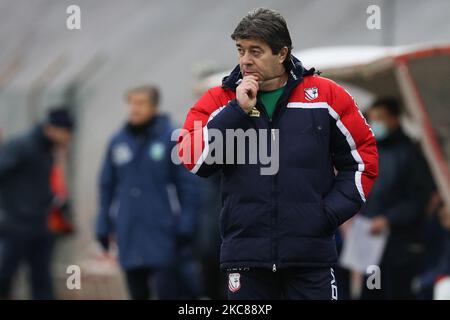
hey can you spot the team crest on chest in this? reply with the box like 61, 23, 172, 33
304, 87, 319, 101
113, 143, 132, 165
228, 273, 241, 293
149, 142, 165, 161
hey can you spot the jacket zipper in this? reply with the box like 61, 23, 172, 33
269, 118, 277, 273
256, 78, 300, 273
256, 100, 278, 273
226, 71, 303, 273
267, 88, 293, 273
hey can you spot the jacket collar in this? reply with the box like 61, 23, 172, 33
124, 114, 170, 138
33, 125, 54, 150
221, 55, 316, 91
377, 127, 409, 148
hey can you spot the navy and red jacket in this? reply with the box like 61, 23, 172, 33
178, 56, 378, 270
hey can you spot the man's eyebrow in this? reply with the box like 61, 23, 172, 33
235, 44, 263, 50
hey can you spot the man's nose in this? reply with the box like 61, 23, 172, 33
240, 51, 253, 66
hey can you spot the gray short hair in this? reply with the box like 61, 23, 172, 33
126, 85, 160, 107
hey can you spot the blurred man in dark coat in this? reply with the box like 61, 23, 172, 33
361, 98, 434, 299
96, 85, 201, 299
0, 108, 74, 299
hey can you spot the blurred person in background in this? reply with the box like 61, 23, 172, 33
413, 197, 450, 299
0, 108, 74, 299
432, 204, 450, 299
95, 85, 201, 300
360, 98, 434, 299
410, 190, 446, 299
194, 172, 225, 299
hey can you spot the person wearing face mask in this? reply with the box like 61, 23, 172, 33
360, 98, 434, 300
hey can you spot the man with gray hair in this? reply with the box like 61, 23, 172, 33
96, 85, 201, 299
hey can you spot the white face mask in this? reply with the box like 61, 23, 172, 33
370, 121, 389, 141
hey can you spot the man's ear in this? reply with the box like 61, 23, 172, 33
278, 47, 289, 64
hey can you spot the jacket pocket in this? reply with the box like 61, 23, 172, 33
282, 201, 332, 237
319, 200, 339, 236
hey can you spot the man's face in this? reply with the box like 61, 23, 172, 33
44, 126, 72, 147
367, 106, 399, 132
127, 92, 156, 125
235, 38, 286, 83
